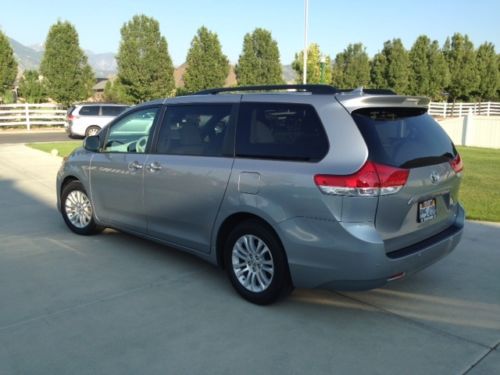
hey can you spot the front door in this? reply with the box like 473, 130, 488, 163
90, 106, 160, 233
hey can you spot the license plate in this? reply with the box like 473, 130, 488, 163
418, 198, 437, 222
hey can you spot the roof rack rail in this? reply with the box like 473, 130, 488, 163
194, 84, 339, 95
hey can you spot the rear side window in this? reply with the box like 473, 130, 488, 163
102, 106, 127, 116
236, 102, 328, 162
352, 108, 457, 168
79, 106, 99, 116
155, 104, 233, 157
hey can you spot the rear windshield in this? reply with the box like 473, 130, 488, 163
352, 108, 457, 168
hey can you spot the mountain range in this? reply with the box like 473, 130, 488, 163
8, 36, 296, 83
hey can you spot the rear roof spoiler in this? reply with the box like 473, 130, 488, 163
336, 91, 430, 113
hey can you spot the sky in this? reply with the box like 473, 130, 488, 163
1, 0, 499, 66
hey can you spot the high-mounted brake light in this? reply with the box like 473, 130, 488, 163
314, 161, 409, 197
450, 153, 463, 173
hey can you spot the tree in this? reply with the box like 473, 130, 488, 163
0, 31, 18, 96
184, 26, 229, 92
235, 28, 283, 85
40, 21, 94, 106
103, 79, 127, 103
369, 39, 409, 93
18, 70, 47, 103
408, 36, 450, 100
427, 41, 451, 100
292, 43, 332, 84
443, 33, 479, 101
331, 43, 370, 88
370, 53, 387, 89
475, 42, 498, 101
115, 15, 175, 104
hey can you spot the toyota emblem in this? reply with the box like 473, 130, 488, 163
430, 171, 440, 184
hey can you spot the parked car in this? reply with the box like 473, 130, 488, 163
57, 85, 465, 305
65, 103, 129, 138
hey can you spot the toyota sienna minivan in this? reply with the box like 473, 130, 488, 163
57, 85, 465, 304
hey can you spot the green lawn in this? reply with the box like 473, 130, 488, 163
457, 146, 500, 222
26, 142, 500, 222
27, 141, 82, 158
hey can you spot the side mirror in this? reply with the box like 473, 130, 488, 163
84, 135, 100, 152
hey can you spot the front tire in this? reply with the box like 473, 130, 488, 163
85, 126, 101, 137
224, 220, 291, 305
61, 181, 101, 235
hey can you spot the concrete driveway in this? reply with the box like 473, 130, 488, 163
0, 144, 499, 375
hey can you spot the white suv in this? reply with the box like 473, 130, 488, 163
65, 104, 129, 138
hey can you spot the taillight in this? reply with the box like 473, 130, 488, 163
67, 114, 75, 121
314, 161, 409, 197
450, 153, 463, 173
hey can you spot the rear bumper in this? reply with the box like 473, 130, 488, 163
279, 204, 465, 290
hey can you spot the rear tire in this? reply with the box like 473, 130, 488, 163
61, 181, 101, 235
224, 220, 291, 305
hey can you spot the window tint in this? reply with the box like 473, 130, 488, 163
352, 108, 457, 168
102, 106, 128, 116
79, 106, 99, 116
235, 103, 328, 162
156, 104, 233, 157
103, 108, 158, 153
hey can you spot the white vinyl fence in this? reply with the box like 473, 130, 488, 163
0, 103, 66, 130
438, 113, 500, 149
428, 101, 500, 118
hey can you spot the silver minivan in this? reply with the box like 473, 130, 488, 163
57, 85, 465, 304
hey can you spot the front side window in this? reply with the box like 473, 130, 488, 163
155, 104, 233, 157
79, 106, 99, 116
235, 102, 329, 162
103, 108, 158, 153
102, 106, 128, 116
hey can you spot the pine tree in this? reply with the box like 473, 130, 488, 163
0, 31, 18, 96
408, 36, 450, 100
331, 43, 370, 88
115, 15, 175, 104
443, 33, 479, 101
291, 43, 332, 84
184, 26, 229, 92
475, 42, 498, 101
40, 21, 94, 106
235, 28, 283, 85
18, 70, 47, 103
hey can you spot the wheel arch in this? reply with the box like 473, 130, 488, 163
215, 212, 289, 271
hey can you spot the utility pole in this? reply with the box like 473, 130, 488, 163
303, 0, 309, 84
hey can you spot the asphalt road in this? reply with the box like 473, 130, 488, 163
0, 144, 499, 374
0, 129, 70, 144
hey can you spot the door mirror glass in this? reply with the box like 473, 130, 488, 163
84, 135, 100, 152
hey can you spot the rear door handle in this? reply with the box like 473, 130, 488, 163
128, 161, 143, 171
147, 161, 162, 172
